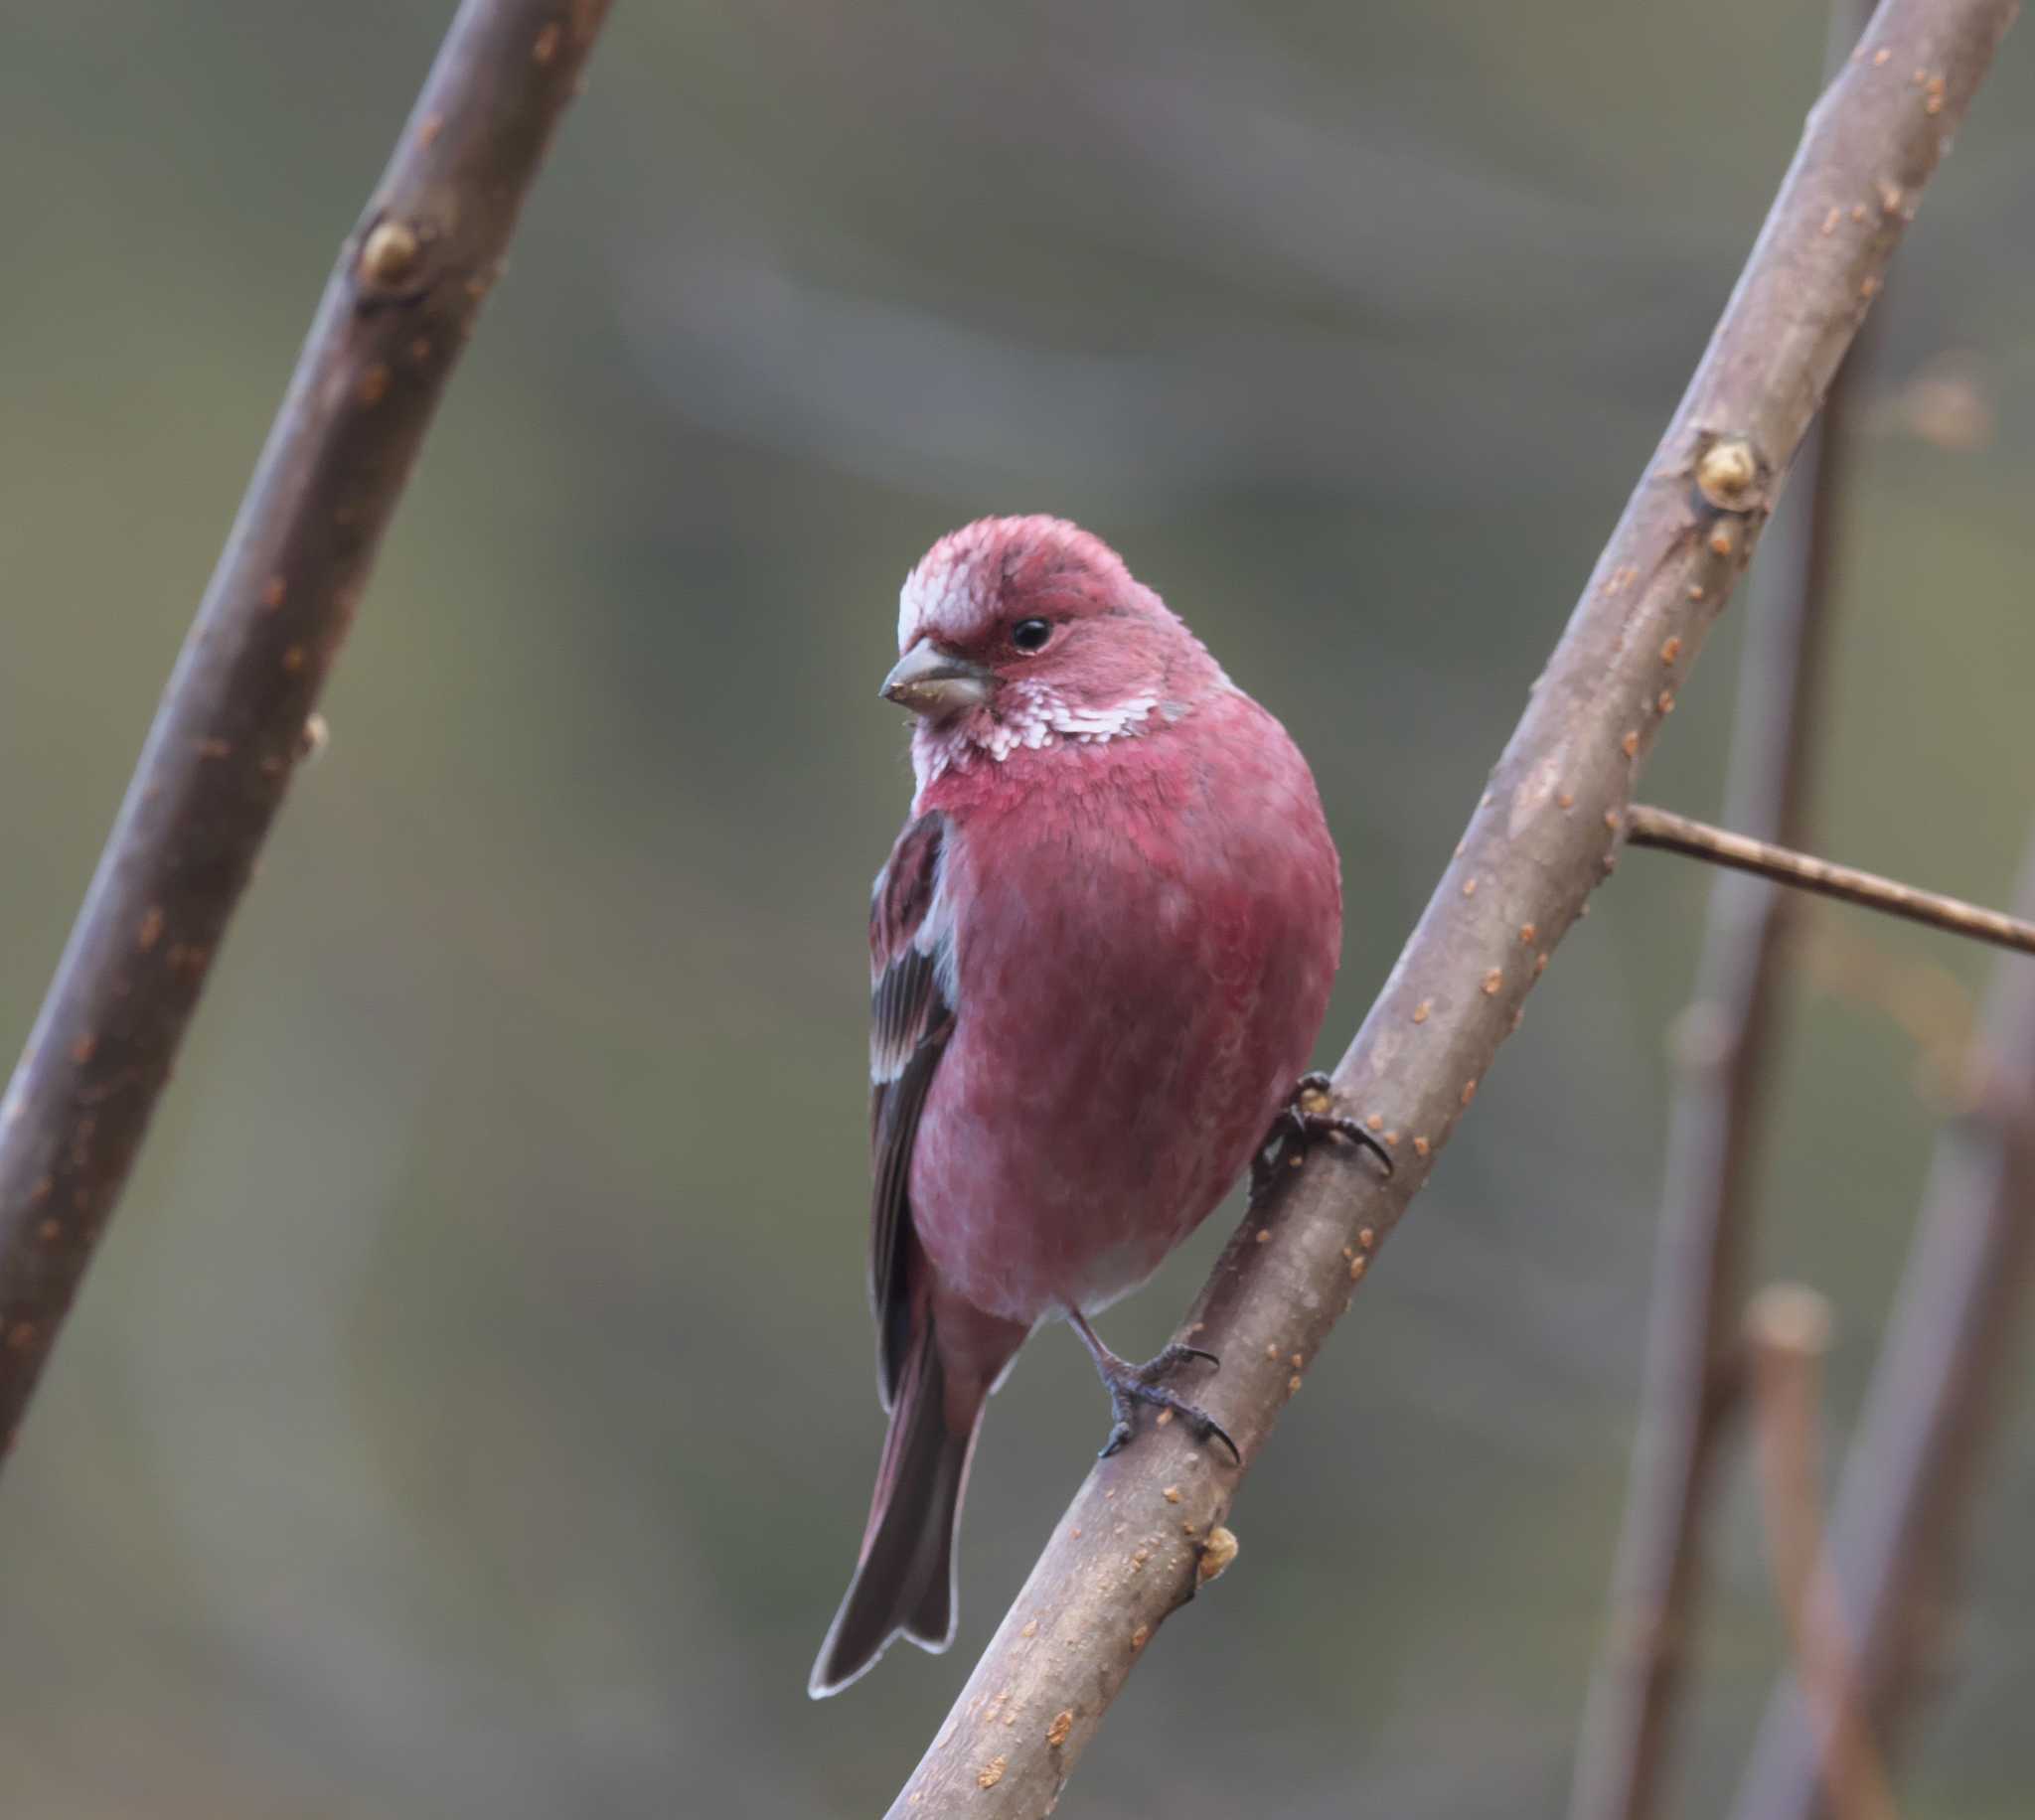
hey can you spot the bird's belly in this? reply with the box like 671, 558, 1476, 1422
906, 871, 1328, 1324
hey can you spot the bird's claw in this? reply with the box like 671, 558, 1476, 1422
1096, 1355, 1239, 1465
1250, 1071, 1394, 1201
1143, 1342, 1220, 1374
1069, 1313, 1239, 1463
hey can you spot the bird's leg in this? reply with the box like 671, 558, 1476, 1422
1250, 1070, 1394, 1201
1065, 1306, 1239, 1464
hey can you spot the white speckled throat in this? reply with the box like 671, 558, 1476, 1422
909, 679, 1165, 796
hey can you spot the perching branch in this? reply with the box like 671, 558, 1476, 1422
1568, 0, 1872, 1781
1730, 844, 2035, 1820
885, 3, 2016, 1812
0, 0, 612, 1458
1626, 807, 2035, 956
1745, 1286, 1899, 1820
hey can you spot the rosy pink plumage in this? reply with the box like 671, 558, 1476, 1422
811, 517, 1341, 1696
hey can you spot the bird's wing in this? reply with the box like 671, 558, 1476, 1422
868, 810, 956, 1408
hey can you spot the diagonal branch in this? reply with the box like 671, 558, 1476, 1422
1729, 843, 2035, 1820
1625, 807, 2035, 955
0, 0, 613, 1459
885, 2, 2017, 1812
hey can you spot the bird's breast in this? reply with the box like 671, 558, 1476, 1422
904, 710, 1340, 1323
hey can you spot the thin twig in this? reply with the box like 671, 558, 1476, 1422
884, 4, 2017, 1811
1626, 807, 2035, 957
1730, 844, 2035, 1819
1565, 1, 1875, 1789
0, 0, 613, 1457
1746, 1286, 1901, 1820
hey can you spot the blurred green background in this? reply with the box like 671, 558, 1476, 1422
2, 3, 2031, 1814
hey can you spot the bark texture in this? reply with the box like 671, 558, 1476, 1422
0, 0, 613, 1455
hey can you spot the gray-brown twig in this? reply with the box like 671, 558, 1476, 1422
1626, 807, 2035, 956
884, 3, 2017, 1811
1567, 50, 1869, 1794
1745, 1286, 1900, 1820
1570, 45, 1883, 1774
0, 0, 612, 1458
1730, 843, 2035, 1819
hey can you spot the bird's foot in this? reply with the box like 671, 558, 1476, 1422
1250, 1070, 1394, 1201
1066, 1310, 1239, 1464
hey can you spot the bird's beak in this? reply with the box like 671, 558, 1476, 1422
880, 642, 993, 717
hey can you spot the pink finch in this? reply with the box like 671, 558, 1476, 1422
811, 516, 1375, 1697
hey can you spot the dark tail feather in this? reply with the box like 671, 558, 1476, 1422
809, 1317, 985, 1698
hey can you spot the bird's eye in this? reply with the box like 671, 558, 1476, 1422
1011, 618, 1052, 654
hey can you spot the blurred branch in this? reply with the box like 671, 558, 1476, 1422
1799, 916, 1974, 1105
1730, 845, 2035, 1820
0, 0, 612, 1458
1746, 1286, 1900, 1820
884, 3, 2015, 1811
1567, 3, 1877, 1810
1625, 807, 2035, 956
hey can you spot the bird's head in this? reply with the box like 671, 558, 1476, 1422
882, 517, 1224, 775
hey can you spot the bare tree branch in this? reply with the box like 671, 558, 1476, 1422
1746, 1286, 1901, 1820
1567, 215, 1865, 1820
1569, 144, 1873, 1795
0, 0, 613, 1459
1730, 844, 2035, 1820
1625, 808, 2035, 956
1565, 0, 1923, 1806
884, 3, 2017, 1811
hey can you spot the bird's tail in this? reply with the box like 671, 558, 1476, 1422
809, 1309, 991, 1698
